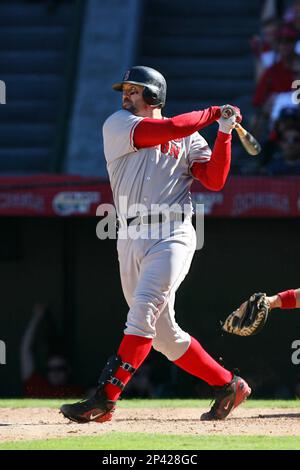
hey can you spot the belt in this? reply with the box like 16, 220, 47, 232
125, 212, 186, 226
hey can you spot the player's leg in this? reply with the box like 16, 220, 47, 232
117, 237, 140, 308
123, 224, 197, 339
172, 330, 251, 420
60, 238, 153, 423
153, 295, 232, 386
60, 232, 197, 423
100, 226, 197, 400
153, 298, 251, 420
151, 233, 251, 421
150, 222, 232, 385
101, 237, 154, 404
152, 292, 191, 361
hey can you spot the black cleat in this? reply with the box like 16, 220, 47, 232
60, 389, 116, 424
201, 375, 251, 421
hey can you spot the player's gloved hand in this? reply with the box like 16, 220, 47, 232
218, 104, 242, 134
220, 104, 242, 123
218, 115, 237, 134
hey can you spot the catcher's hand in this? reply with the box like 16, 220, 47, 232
221, 293, 270, 337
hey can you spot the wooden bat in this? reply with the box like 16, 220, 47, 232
221, 106, 261, 156
234, 123, 261, 156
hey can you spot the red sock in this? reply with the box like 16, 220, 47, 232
174, 337, 233, 386
104, 335, 152, 401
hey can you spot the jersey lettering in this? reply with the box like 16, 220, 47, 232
161, 139, 182, 160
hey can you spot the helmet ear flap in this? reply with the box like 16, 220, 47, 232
143, 86, 160, 106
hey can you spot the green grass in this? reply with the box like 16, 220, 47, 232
0, 398, 299, 409
1, 399, 299, 450
0, 434, 300, 450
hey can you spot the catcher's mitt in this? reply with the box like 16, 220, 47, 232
221, 293, 270, 337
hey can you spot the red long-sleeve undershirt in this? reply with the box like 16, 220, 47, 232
191, 132, 232, 191
133, 107, 231, 191
133, 106, 221, 148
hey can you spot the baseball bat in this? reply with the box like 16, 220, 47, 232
221, 106, 261, 156
234, 123, 262, 156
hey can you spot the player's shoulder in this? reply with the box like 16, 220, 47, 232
103, 109, 126, 127
103, 109, 141, 132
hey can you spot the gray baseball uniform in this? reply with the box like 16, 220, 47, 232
103, 109, 211, 361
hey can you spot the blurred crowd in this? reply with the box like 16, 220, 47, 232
250, 0, 300, 175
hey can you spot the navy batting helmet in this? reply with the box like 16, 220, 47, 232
112, 66, 167, 108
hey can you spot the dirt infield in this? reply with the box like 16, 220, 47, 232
0, 407, 300, 442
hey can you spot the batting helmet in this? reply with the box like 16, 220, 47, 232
112, 66, 167, 108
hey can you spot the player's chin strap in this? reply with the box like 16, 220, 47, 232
97, 355, 136, 391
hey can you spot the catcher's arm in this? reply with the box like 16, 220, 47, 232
267, 288, 300, 310
222, 289, 300, 337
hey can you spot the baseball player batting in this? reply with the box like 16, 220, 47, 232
60, 66, 251, 423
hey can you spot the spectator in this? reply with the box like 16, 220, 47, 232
253, 25, 299, 111
252, 25, 299, 138
251, 17, 280, 81
264, 110, 300, 174
274, 105, 300, 132
21, 303, 84, 398
261, 106, 300, 166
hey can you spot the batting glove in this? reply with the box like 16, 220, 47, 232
218, 115, 237, 134
220, 104, 242, 123
218, 104, 242, 134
